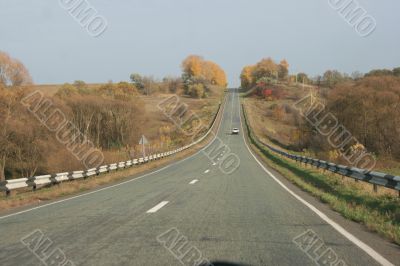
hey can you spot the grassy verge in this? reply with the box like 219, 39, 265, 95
242, 104, 400, 245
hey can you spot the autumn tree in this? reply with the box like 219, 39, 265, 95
0, 87, 15, 181
181, 55, 227, 98
187, 83, 205, 98
11, 117, 45, 178
278, 59, 289, 80
0, 51, 32, 86
252, 58, 279, 81
130, 73, 145, 92
364, 69, 393, 77
322, 70, 344, 87
363, 67, 400, 78
182, 55, 204, 78
202, 61, 227, 87
73, 80, 87, 90
0, 87, 46, 180
327, 75, 400, 159
297, 73, 309, 84
161, 77, 184, 94
393, 67, 400, 77
351, 71, 364, 80
55, 83, 79, 98
240, 65, 255, 90
240, 58, 289, 91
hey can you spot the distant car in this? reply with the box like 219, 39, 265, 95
232, 128, 240, 135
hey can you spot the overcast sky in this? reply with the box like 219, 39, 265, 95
1, 0, 399, 86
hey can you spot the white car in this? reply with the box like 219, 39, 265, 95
232, 128, 240, 135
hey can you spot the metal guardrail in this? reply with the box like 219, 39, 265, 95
1, 99, 225, 196
242, 104, 400, 194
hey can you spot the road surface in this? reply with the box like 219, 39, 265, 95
0, 89, 398, 266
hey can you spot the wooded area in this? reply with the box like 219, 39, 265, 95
0, 51, 223, 181
241, 57, 400, 172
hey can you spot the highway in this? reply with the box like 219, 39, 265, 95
0, 89, 398, 266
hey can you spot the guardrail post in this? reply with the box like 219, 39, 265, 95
373, 184, 378, 193
5, 190, 10, 197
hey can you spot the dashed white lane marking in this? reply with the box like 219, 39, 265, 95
0, 90, 230, 222
189, 179, 199, 185
212, 162, 217, 166
204, 169, 210, 174
146, 201, 169, 213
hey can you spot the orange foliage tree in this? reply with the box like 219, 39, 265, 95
240, 57, 289, 91
240, 65, 256, 91
181, 55, 227, 97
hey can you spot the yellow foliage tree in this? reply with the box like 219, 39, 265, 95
181, 55, 227, 90
253, 58, 279, 81
278, 59, 289, 80
203, 61, 227, 87
188, 83, 205, 98
240, 57, 290, 90
182, 55, 203, 78
240, 65, 255, 90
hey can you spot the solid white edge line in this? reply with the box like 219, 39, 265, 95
146, 201, 169, 213
238, 90, 393, 266
0, 94, 229, 221
189, 179, 199, 185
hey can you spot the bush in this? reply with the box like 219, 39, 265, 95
188, 83, 205, 98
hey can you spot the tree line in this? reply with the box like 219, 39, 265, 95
240, 56, 400, 164
0, 51, 227, 180
0, 80, 146, 181
129, 55, 227, 98
240, 57, 289, 91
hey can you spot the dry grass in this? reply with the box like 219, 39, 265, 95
28, 83, 103, 96
243, 97, 296, 148
140, 94, 219, 140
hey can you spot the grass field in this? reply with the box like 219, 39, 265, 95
28, 83, 104, 95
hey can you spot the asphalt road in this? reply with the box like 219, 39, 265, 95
0, 89, 398, 266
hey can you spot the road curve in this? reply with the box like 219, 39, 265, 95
0, 89, 398, 266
